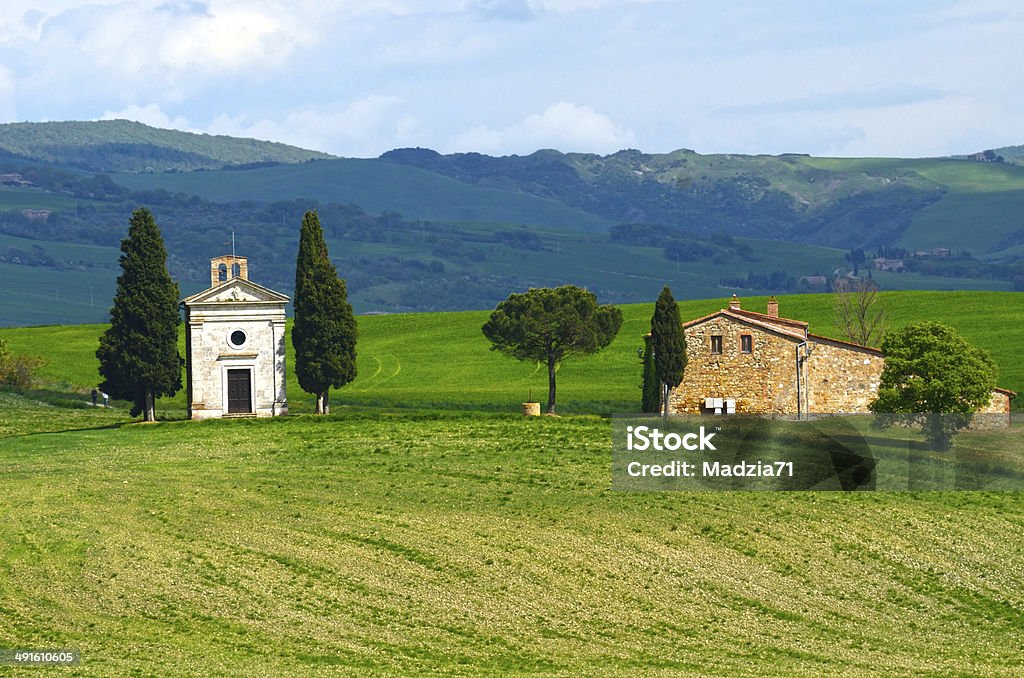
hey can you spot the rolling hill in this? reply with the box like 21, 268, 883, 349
0, 119, 333, 172
1, 121, 1023, 326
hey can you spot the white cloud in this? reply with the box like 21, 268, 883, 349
2, 2, 1023, 157
99, 103, 191, 130
452, 102, 636, 154
157, 4, 302, 73
206, 96, 420, 156
0, 66, 16, 122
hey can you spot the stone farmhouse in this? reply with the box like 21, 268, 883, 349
181, 255, 289, 419
666, 295, 1014, 421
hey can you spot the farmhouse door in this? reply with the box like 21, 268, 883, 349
227, 369, 252, 414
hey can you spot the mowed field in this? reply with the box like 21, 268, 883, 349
2, 399, 1024, 675
2, 290, 1024, 675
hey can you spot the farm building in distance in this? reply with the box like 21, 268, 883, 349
667, 295, 1014, 422
182, 255, 289, 419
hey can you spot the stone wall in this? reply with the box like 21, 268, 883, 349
667, 310, 1013, 423
668, 316, 799, 415
667, 300, 1016, 427
803, 337, 884, 414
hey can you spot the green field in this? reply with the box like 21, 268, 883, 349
1, 291, 1022, 415
2, 397, 1023, 675
3, 291, 1024, 675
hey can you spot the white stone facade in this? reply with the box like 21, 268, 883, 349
182, 256, 289, 419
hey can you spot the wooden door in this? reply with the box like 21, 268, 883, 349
227, 369, 252, 413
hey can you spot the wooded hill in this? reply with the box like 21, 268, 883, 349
0, 120, 333, 173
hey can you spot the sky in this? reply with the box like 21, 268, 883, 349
1, 1, 1022, 158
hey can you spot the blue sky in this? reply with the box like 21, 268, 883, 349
1, 1, 1022, 158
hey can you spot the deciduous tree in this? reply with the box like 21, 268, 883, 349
482, 285, 622, 414
834, 277, 886, 347
870, 321, 997, 449
96, 207, 182, 421
292, 210, 357, 414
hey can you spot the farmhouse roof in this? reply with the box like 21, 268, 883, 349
683, 297, 892, 356
683, 296, 810, 343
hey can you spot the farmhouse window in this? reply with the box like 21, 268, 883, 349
710, 335, 723, 354
740, 335, 753, 353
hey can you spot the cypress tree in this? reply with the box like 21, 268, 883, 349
292, 210, 357, 414
640, 334, 660, 413
96, 207, 182, 421
650, 286, 686, 416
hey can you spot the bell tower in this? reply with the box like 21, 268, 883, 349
209, 255, 248, 287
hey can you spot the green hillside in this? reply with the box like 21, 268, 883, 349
2, 291, 1020, 414
0, 120, 333, 172
113, 158, 612, 231
382, 148, 1024, 256
3, 127, 1024, 323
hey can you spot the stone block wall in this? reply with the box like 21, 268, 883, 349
186, 304, 287, 419
668, 316, 799, 415
804, 338, 884, 414
667, 306, 1014, 424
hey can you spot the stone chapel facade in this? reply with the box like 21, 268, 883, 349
667, 295, 1015, 422
182, 255, 289, 419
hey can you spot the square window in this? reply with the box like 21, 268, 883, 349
710, 335, 723, 354
741, 335, 752, 353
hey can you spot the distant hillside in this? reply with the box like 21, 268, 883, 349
112, 157, 611, 231
2, 123, 1023, 323
0, 120, 333, 173
990, 144, 1024, 165
380, 148, 1024, 253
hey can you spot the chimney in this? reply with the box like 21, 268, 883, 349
767, 296, 779, 318
728, 294, 741, 311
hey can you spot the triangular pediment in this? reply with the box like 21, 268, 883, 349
183, 278, 290, 305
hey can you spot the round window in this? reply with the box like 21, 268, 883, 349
229, 330, 247, 348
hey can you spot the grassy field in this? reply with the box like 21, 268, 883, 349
2, 291, 1024, 675
2, 291, 1021, 415
2, 398, 1023, 675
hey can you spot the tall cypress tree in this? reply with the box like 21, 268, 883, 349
292, 210, 357, 414
650, 286, 687, 416
640, 334, 660, 413
96, 207, 182, 421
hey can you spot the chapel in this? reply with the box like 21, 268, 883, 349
181, 255, 289, 419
